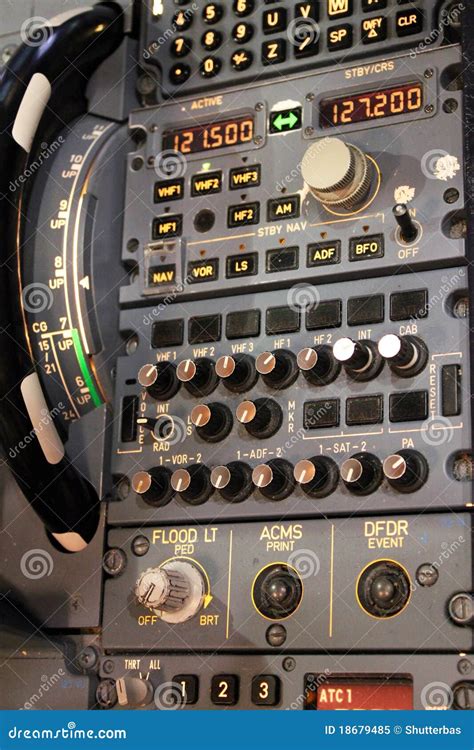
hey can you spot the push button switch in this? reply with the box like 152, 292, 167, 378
154, 178, 184, 203
262, 39, 286, 65
152, 215, 182, 240
327, 24, 353, 51
307, 241, 341, 268
263, 8, 287, 34
172, 675, 199, 705
148, 263, 177, 288
266, 247, 298, 273
188, 314, 221, 344
390, 289, 428, 321
267, 196, 300, 221
306, 299, 342, 330
251, 676, 281, 706
389, 391, 428, 423
191, 170, 222, 196
349, 234, 384, 262
396, 9, 423, 36
304, 399, 340, 429
152, 318, 184, 348
211, 675, 239, 706
361, 16, 387, 44
346, 394, 383, 426
229, 165, 261, 189
226, 252, 258, 278
187, 258, 219, 283
347, 295, 384, 326
226, 309, 260, 339
327, 0, 352, 19
266, 306, 300, 335
231, 50, 253, 71
228, 202, 260, 227
442, 364, 462, 417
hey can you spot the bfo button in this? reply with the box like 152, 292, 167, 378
307, 240, 341, 267
349, 234, 384, 261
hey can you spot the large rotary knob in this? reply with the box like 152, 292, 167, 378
135, 560, 205, 623
301, 137, 374, 210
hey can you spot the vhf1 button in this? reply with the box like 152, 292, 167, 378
153, 215, 182, 240
191, 171, 222, 196
226, 252, 258, 278
268, 196, 300, 221
154, 178, 184, 203
349, 235, 384, 261
188, 259, 218, 283
228, 202, 259, 227
307, 241, 341, 267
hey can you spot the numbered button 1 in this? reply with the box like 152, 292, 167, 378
172, 675, 199, 705
201, 29, 223, 51
251, 675, 281, 706
231, 49, 253, 71
203, 3, 223, 24
200, 56, 221, 78
233, 0, 254, 17
172, 36, 192, 57
232, 22, 253, 43
211, 674, 239, 705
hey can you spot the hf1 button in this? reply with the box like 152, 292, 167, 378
267, 196, 300, 222
152, 215, 182, 240
191, 170, 222, 196
349, 234, 384, 262
188, 259, 218, 284
228, 202, 259, 228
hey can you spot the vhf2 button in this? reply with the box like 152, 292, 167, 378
349, 235, 384, 261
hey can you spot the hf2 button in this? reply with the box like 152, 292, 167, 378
252, 562, 303, 620
297, 346, 340, 386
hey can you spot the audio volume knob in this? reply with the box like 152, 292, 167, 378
294, 457, 339, 498
383, 449, 429, 493
131, 467, 174, 507
177, 357, 218, 397
252, 459, 295, 501
210, 461, 253, 503
216, 354, 258, 393
256, 350, 299, 389
191, 402, 233, 443
171, 464, 213, 505
138, 362, 180, 401
236, 398, 283, 439
297, 345, 341, 386
333, 338, 383, 381
301, 137, 374, 210
116, 677, 153, 708
340, 452, 383, 495
135, 559, 205, 623
378, 334, 428, 378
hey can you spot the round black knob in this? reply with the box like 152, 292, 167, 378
236, 398, 282, 439
138, 362, 180, 401
393, 203, 419, 244
210, 461, 253, 503
215, 354, 258, 393
340, 452, 383, 495
190, 402, 233, 443
383, 449, 428, 493
252, 458, 295, 501
333, 338, 383, 381
176, 357, 218, 397
131, 467, 174, 507
256, 350, 298, 389
170, 464, 213, 505
293, 457, 339, 498
357, 560, 411, 618
378, 334, 428, 377
297, 345, 341, 386
252, 563, 303, 620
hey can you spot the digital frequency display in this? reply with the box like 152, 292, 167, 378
162, 116, 254, 154
320, 83, 423, 128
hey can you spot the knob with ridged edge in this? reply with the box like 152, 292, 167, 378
135, 560, 205, 623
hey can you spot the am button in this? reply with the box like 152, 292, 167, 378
267, 195, 300, 221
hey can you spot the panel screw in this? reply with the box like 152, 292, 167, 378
255, 102, 264, 111
452, 454, 473, 482
103, 548, 127, 577
458, 659, 472, 676
137, 74, 156, 96
449, 592, 474, 625
149, 124, 158, 133
253, 135, 263, 145
103, 660, 115, 675
96, 679, 117, 709
416, 563, 439, 587
306, 93, 315, 102
444, 187, 460, 204
131, 535, 150, 557
283, 657, 296, 672
115, 477, 130, 501
76, 646, 98, 672
424, 104, 434, 114
424, 68, 434, 79
266, 624, 287, 647
453, 682, 474, 710
304, 126, 314, 136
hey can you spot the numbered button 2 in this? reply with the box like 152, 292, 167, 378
211, 674, 239, 705
251, 675, 281, 706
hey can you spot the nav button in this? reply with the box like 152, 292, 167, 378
226, 252, 258, 278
